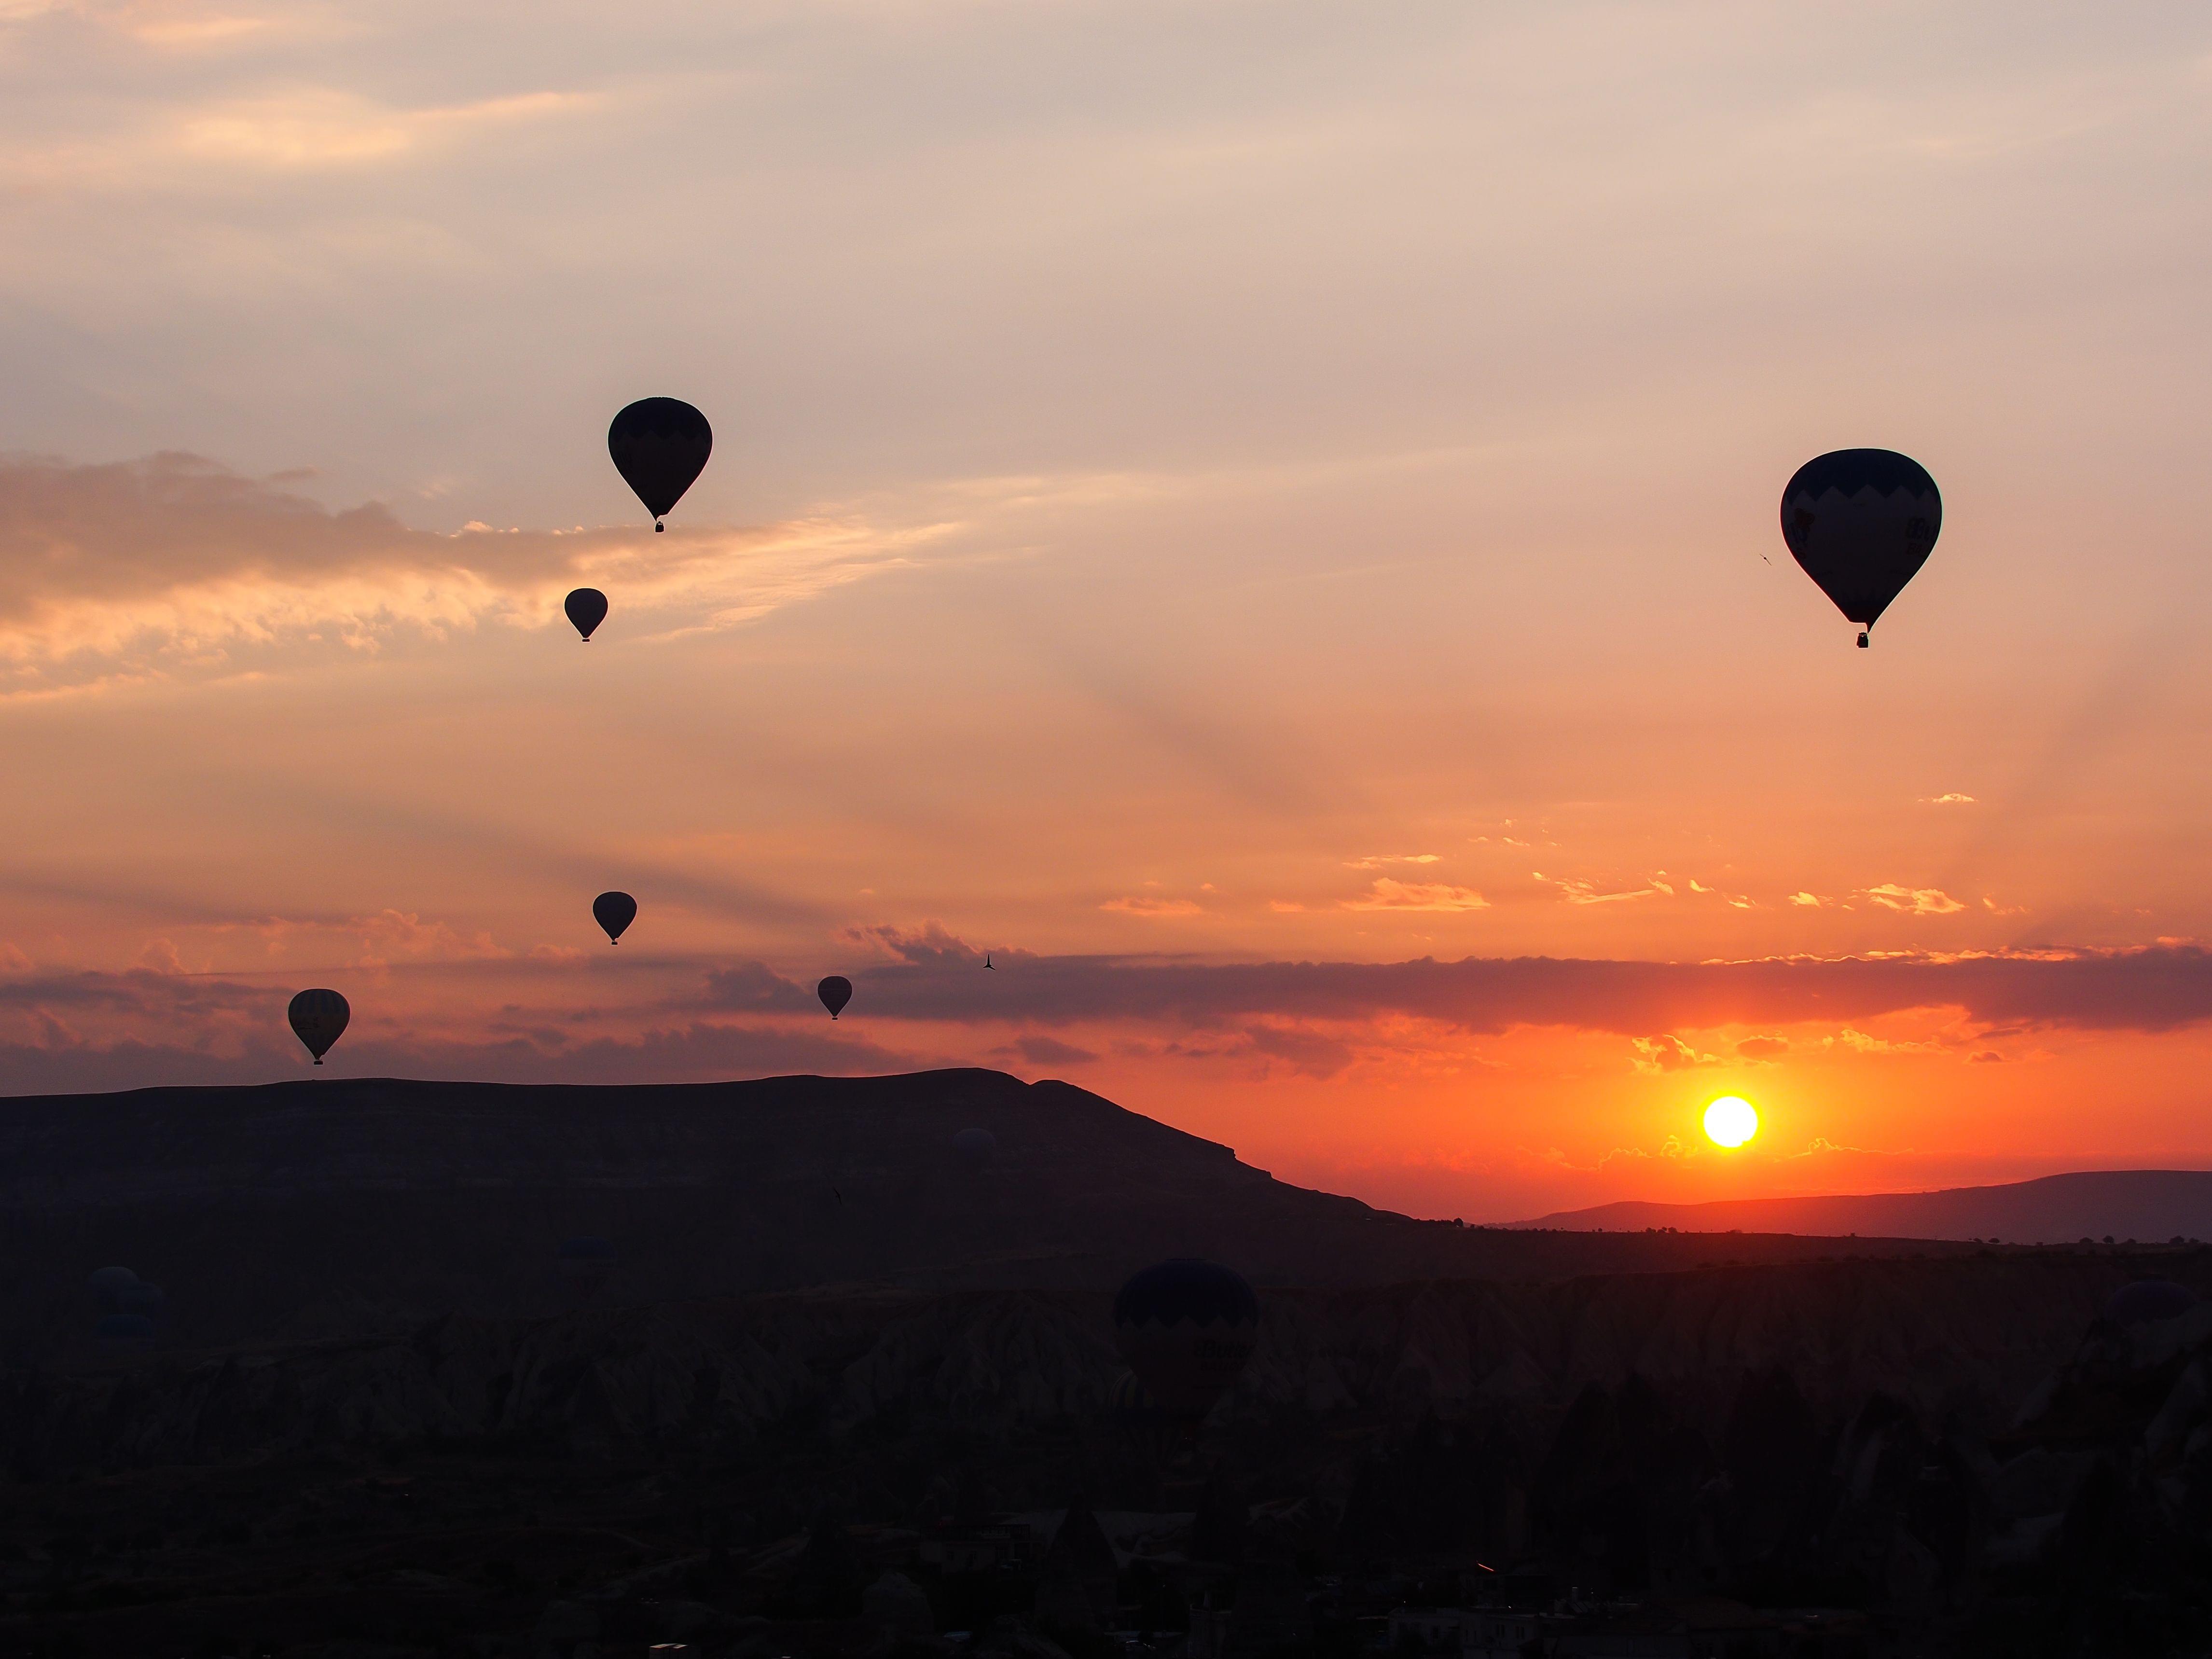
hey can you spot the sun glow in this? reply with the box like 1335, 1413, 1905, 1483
1703, 1095, 1758, 1149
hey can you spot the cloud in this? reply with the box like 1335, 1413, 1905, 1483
1343, 853, 1440, 870
1631, 1034, 1721, 1074
1861, 885, 1968, 915
824, 936, 2212, 1039
1101, 896, 1204, 916
21, 938, 2212, 1098
1734, 1034, 1789, 1058
0, 453, 942, 688
1833, 1026, 1946, 1056
178, 88, 598, 171
699, 961, 817, 1013
995, 1034, 1098, 1066
1241, 1023, 1356, 1079
1538, 872, 1671, 905
1787, 892, 1824, 907
1341, 878, 1487, 912
1925, 793, 1977, 805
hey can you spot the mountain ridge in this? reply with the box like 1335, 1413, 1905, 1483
1509, 1168, 2212, 1243
0, 1067, 1997, 1355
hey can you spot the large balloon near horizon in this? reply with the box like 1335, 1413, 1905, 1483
563, 587, 608, 642
1780, 448, 1942, 648
818, 975, 853, 1019
288, 988, 349, 1065
1703, 1095, 1758, 1148
1113, 1258, 1260, 1423
592, 891, 637, 943
608, 398, 712, 531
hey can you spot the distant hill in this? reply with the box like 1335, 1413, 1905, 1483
1512, 1169, 2212, 1244
0, 1068, 1992, 1355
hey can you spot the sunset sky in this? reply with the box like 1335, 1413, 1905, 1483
4, 0, 2212, 1220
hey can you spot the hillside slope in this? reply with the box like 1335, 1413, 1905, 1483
0, 1068, 1987, 1354
1515, 1169, 2212, 1243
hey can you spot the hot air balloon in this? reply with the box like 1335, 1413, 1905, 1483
2104, 1278, 2196, 1327
593, 891, 637, 943
564, 587, 609, 642
953, 1127, 997, 1170
1112, 1258, 1258, 1424
289, 988, 349, 1065
1779, 448, 1942, 647
818, 976, 852, 1020
608, 398, 712, 531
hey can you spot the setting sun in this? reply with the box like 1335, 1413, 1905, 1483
1703, 1096, 1758, 1149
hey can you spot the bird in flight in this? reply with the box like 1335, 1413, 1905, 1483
984, 954, 995, 970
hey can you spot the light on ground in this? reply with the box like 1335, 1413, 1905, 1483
1703, 1095, 1758, 1148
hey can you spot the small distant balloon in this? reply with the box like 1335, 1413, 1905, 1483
288, 988, 349, 1065
593, 891, 637, 943
953, 1127, 997, 1170
564, 587, 609, 642
1779, 448, 1942, 648
818, 976, 853, 1020
608, 398, 712, 531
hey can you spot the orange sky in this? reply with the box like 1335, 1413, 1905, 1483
4, 1, 2212, 1219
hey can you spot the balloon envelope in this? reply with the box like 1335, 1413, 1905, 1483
593, 891, 637, 942
1780, 448, 1942, 636
1113, 1258, 1259, 1422
2105, 1278, 2197, 1327
953, 1127, 997, 1170
288, 988, 349, 1064
564, 587, 609, 641
818, 976, 853, 1019
608, 398, 712, 525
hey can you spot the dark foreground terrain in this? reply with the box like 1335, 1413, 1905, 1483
2, 1071, 2207, 1657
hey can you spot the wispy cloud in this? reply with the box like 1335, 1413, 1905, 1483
1340, 878, 1487, 912
1538, 871, 1672, 905
0, 454, 945, 689
1861, 884, 1967, 916
1101, 896, 1204, 916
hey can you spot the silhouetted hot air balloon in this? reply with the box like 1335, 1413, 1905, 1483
1113, 1258, 1259, 1424
2105, 1278, 2197, 1327
593, 891, 637, 943
953, 1127, 997, 1170
564, 587, 608, 642
608, 398, 712, 531
818, 976, 852, 1019
1780, 448, 1942, 648
288, 989, 349, 1065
